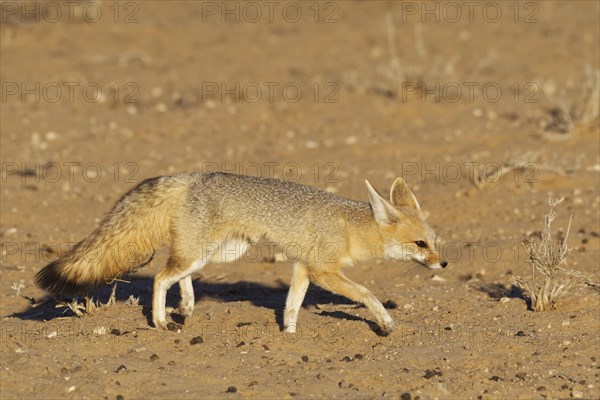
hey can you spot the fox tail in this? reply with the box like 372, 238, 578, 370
35, 176, 186, 294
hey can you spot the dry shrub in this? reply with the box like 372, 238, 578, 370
512, 198, 573, 311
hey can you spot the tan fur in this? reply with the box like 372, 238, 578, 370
36, 172, 446, 334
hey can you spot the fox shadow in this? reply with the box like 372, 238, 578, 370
9, 275, 394, 334
474, 282, 530, 308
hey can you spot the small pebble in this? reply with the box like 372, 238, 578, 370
166, 322, 181, 332
190, 336, 204, 345
226, 386, 237, 393
93, 326, 107, 335
301, 356, 308, 362
424, 369, 442, 379
572, 390, 583, 398
149, 354, 159, 361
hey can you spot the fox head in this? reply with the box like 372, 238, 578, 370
365, 178, 447, 270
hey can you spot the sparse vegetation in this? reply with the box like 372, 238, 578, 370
541, 66, 600, 140
512, 198, 576, 311
471, 151, 580, 189
54, 284, 140, 316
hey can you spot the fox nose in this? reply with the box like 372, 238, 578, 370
441, 261, 448, 268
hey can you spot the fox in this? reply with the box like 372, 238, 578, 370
36, 172, 447, 334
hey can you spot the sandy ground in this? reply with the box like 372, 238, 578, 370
1, 1, 599, 399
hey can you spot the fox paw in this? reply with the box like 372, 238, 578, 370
153, 319, 168, 330
379, 318, 396, 336
178, 304, 194, 317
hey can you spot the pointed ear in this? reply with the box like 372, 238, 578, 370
365, 180, 399, 225
389, 178, 421, 210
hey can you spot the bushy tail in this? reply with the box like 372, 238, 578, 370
36, 176, 187, 294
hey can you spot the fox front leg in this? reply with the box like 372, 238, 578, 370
309, 269, 395, 335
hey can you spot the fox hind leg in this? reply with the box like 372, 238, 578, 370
178, 275, 195, 317
284, 262, 310, 333
153, 256, 206, 329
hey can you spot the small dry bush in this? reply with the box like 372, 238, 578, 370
512, 198, 574, 311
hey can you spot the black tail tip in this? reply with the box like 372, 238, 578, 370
35, 259, 91, 295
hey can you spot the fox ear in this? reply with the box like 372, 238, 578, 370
389, 178, 421, 210
365, 180, 399, 225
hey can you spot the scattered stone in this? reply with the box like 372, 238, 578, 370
490, 376, 502, 381
401, 393, 411, 400
515, 331, 526, 337
116, 395, 124, 400
515, 372, 527, 380
301, 355, 308, 362
262, 344, 270, 351
571, 389, 584, 398
149, 354, 159, 361
537, 386, 546, 391
115, 365, 127, 373
341, 356, 352, 362
383, 300, 397, 309
93, 326, 107, 335
226, 386, 237, 393
166, 322, 182, 332
305, 140, 319, 149
190, 336, 204, 345
236, 341, 245, 348
354, 353, 364, 360
111, 329, 122, 336
47, 331, 57, 339
344, 136, 358, 145
424, 369, 442, 379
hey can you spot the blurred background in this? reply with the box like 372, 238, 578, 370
1, 1, 599, 399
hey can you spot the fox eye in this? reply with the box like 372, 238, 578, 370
415, 241, 427, 248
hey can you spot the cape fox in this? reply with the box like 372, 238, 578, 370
36, 172, 447, 334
